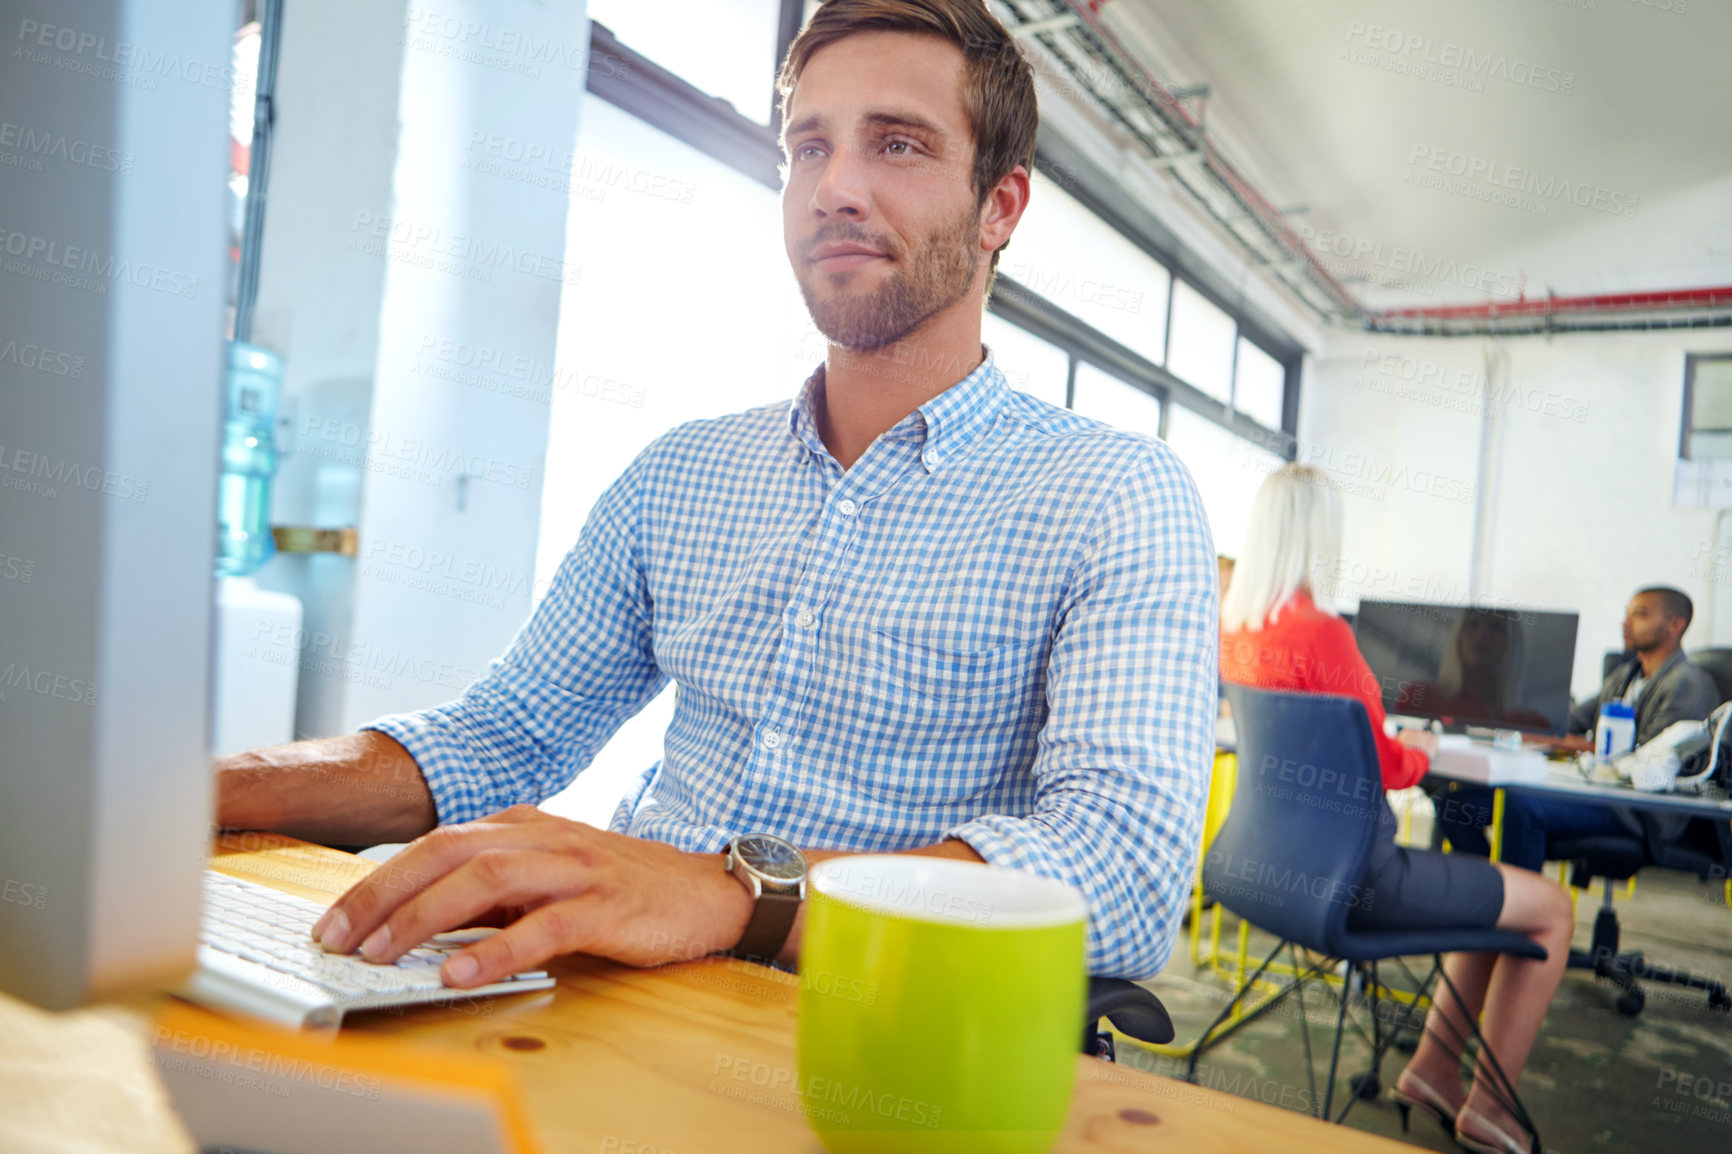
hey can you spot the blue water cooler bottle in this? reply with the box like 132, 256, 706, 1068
216, 341, 285, 577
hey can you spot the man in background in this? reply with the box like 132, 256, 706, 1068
1439, 586, 1719, 870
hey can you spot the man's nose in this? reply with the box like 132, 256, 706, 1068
811, 149, 870, 218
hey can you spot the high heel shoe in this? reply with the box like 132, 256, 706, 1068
1455, 1107, 1531, 1154
1388, 1069, 1460, 1135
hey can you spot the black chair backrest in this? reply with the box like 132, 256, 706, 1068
1604, 650, 1634, 682
1687, 648, 1732, 707
1205, 685, 1388, 956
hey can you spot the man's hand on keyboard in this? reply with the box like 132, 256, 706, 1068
308, 805, 755, 987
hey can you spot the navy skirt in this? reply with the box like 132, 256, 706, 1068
1347, 835, 1506, 931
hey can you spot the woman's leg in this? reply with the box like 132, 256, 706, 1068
1399, 951, 1494, 1113
1457, 863, 1575, 1141
1397, 861, 1573, 1120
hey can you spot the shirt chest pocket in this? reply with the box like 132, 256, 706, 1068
871, 629, 1028, 702
864, 564, 1047, 710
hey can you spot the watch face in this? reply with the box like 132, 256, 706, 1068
738, 834, 806, 882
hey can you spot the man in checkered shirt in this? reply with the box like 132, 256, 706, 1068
218, 0, 1217, 985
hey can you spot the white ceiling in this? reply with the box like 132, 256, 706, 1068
1095, 0, 1732, 310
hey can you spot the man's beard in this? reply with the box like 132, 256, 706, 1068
797, 205, 981, 352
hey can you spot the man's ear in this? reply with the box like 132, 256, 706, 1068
979, 164, 1031, 257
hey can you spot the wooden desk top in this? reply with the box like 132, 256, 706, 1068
2, 834, 1415, 1154
209, 834, 1409, 1154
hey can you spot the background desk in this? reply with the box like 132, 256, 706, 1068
1, 834, 1420, 1154
1426, 759, 1732, 821
1424, 757, 1732, 880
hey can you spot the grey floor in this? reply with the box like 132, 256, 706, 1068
1118, 869, 1732, 1154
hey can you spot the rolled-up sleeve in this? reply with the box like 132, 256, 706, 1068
364, 451, 667, 825
944, 441, 1217, 978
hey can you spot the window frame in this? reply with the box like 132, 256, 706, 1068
579, 9, 1299, 457
1680, 352, 1732, 460
232, 0, 284, 343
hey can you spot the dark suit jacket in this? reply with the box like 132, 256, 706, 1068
1565, 649, 1721, 840
1566, 649, 1720, 746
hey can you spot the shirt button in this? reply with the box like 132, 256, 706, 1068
837, 498, 857, 517
795, 609, 816, 629
762, 729, 783, 750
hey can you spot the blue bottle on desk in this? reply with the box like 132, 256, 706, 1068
215, 342, 285, 578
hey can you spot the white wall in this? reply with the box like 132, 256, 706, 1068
249, 0, 407, 739
338, 0, 590, 732
1302, 326, 1732, 699
249, 0, 589, 737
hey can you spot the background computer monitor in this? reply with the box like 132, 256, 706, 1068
0, 0, 230, 1010
1353, 600, 1580, 736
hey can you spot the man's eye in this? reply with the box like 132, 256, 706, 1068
885, 140, 910, 155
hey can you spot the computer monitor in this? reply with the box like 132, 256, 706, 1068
0, 0, 230, 1009
1352, 600, 1580, 737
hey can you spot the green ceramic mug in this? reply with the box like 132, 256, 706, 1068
797, 855, 1088, 1154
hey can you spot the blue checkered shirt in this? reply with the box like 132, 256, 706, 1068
367, 354, 1218, 977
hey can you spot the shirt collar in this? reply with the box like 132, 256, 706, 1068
785, 347, 1007, 474
1645, 649, 1687, 682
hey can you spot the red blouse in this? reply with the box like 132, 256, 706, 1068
1219, 592, 1428, 791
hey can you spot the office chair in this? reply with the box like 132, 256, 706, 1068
1084, 978, 1175, 1060
1551, 815, 1732, 1016
1602, 650, 1634, 681
1192, 685, 1548, 1145
1687, 648, 1732, 707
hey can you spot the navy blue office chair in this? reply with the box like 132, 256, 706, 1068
1191, 685, 1548, 1147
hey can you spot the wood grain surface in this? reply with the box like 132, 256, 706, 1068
212, 834, 1410, 1154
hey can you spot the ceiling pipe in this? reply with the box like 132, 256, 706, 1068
1014, 2, 1731, 337
1366, 285, 1732, 323
1046, 0, 1363, 318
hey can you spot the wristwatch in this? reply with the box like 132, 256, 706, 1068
723, 833, 808, 964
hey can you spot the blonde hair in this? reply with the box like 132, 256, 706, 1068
1220, 463, 1342, 633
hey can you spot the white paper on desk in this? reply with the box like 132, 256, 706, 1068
1430, 742, 1551, 785
154, 1050, 515, 1154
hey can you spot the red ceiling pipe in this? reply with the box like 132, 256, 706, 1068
1367, 285, 1732, 322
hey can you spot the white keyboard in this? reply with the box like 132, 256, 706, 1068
179, 870, 556, 1031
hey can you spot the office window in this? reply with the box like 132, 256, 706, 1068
1072, 363, 1161, 440
1683, 354, 1732, 458
1164, 404, 1281, 558
228, 3, 276, 339
540, 97, 809, 585
1234, 336, 1285, 430
983, 312, 1069, 409
1004, 171, 1171, 365
537, 97, 812, 826
1167, 280, 1236, 403
228, 23, 259, 263
589, 0, 784, 125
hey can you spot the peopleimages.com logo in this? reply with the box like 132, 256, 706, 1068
1406, 146, 1639, 219
1341, 21, 1576, 95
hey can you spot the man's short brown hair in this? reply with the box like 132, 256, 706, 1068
778, 0, 1039, 263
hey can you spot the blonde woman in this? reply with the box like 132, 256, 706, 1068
1219, 464, 1574, 1154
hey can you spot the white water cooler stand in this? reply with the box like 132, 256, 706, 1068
212, 577, 303, 757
